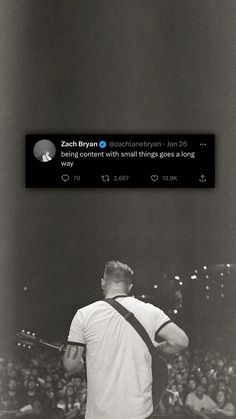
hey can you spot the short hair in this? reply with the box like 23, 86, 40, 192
104, 260, 134, 284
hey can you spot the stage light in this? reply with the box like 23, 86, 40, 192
153, 285, 158, 289
221, 294, 224, 298
194, 270, 198, 273
206, 295, 210, 299
206, 285, 210, 290
191, 275, 197, 279
179, 281, 183, 285
206, 275, 209, 279
227, 264, 230, 267
203, 266, 207, 270
173, 309, 178, 314
175, 276, 180, 280
220, 273, 224, 277
23, 286, 28, 291
141, 294, 145, 298
221, 283, 224, 288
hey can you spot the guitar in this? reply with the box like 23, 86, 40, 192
16, 330, 64, 352
150, 353, 169, 410
16, 331, 177, 411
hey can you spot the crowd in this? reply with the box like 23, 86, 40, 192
0, 349, 86, 419
0, 347, 235, 418
158, 349, 236, 418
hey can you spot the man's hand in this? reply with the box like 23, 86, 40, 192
156, 322, 189, 355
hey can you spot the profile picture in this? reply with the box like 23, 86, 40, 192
33, 139, 56, 162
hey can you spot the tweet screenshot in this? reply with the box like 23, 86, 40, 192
3, 3, 236, 419
26, 134, 214, 187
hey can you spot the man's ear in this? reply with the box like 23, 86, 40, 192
128, 283, 133, 293
101, 278, 105, 289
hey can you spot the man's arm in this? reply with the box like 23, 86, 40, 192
217, 403, 235, 417
156, 322, 189, 355
63, 344, 85, 374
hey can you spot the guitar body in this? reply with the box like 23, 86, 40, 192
152, 355, 169, 410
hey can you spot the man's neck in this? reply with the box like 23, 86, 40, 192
196, 394, 204, 400
8, 390, 16, 396
104, 291, 128, 299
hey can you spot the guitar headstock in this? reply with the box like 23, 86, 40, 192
16, 330, 37, 349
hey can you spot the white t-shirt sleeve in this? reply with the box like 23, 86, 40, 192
205, 395, 217, 412
68, 309, 85, 345
185, 393, 194, 408
148, 303, 171, 334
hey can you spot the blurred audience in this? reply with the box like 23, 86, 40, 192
157, 349, 235, 417
0, 347, 235, 418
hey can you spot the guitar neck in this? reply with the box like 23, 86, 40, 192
38, 339, 63, 352
16, 331, 68, 353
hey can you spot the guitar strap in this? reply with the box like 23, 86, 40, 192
105, 298, 156, 356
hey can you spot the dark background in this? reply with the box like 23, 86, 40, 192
0, 0, 236, 352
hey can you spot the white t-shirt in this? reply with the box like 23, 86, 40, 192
68, 296, 170, 419
185, 392, 217, 413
